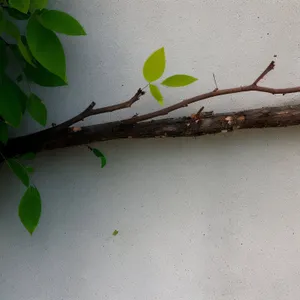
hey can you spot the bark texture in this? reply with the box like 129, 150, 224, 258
3, 104, 300, 158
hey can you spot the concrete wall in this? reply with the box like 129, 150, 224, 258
2, 0, 300, 299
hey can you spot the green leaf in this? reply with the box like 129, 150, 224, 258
92, 148, 107, 168
26, 166, 34, 174
3, 20, 34, 65
9, 0, 30, 13
27, 93, 47, 126
149, 84, 163, 105
29, 0, 48, 12
7, 158, 29, 187
19, 186, 41, 235
143, 47, 166, 83
161, 74, 198, 87
0, 38, 7, 79
0, 8, 4, 33
0, 122, 8, 144
18, 39, 34, 65
3, 19, 21, 40
39, 10, 86, 36
27, 15, 66, 81
24, 63, 67, 87
20, 152, 36, 160
6, 7, 30, 20
0, 75, 23, 127
112, 230, 119, 236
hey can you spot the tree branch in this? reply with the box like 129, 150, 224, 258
3, 60, 300, 158
4, 104, 300, 157
253, 61, 275, 85
53, 88, 145, 131
121, 61, 300, 124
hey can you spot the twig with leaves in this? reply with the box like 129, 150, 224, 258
2, 0, 300, 235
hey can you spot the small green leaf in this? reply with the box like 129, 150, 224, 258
0, 8, 4, 33
92, 148, 107, 168
19, 186, 41, 235
149, 84, 163, 105
3, 19, 21, 40
6, 7, 30, 20
20, 152, 36, 160
24, 63, 67, 87
112, 230, 119, 236
7, 158, 29, 187
161, 74, 198, 87
9, 0, 30, 13
0, 39, 7, 79
3, 20, 34, 65
27, 94, 47, 126
39, 10, 86, 36
143, 47, 166, 83
26, 166, 34, 174
29, 0, 48, 12
0, 75, 23, 127
18, 39, 34, 66
0, 122, 8, 144
27, 15, 66, 81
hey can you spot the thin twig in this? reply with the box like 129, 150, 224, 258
253, 61, 275, 85
53, 88, 145, 130
213, 73, 218, 90
121, 61, 300, 124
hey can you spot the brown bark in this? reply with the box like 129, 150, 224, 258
3, 104, 300, 158
3, 61, 300, 159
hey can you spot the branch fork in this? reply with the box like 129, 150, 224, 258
4, 59, 300, 158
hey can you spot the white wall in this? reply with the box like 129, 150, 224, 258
2, 0, 300, 299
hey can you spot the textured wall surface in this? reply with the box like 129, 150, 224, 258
2, 0, 300, 299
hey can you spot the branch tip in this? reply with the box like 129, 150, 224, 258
253, 60, 276, 86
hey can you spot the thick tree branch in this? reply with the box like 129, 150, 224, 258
4, 104, 300, 157
3, 60, 300, 158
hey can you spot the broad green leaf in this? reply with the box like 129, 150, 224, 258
0, 75, 23, 127
27, 93, 47, 126
149, 84, 163, 105
24, 63, 67, 86
20, 152, 36, 160
27, 15, 66, 81
19, 186, 41, 235
0, 122, 8, 144
6, 7, 30, 20
161, 74, 198, 87
143, 47, 165, 82
0, 38, 7, 79
112, 230, 119, 236
7, 158, 29, 187
30, 0, 48, 12
26, 166, 34, 174
9, 0, 30, 13
92, 148, 107, 168
39, 10, 86, 36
